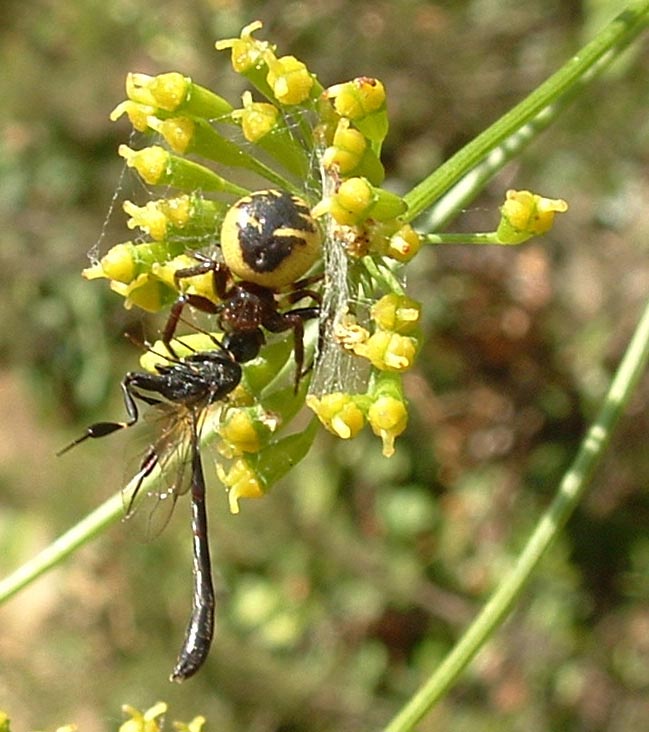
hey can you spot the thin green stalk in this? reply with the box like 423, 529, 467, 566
423, 233, 500, 245
0, 490, 124, 603
403, 0, 649, 223
420, 101, 563, 234
383, 295, 649, 732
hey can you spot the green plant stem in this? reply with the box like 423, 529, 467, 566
423, 232, 501, 245
403, 0, 649, 223
383, 294, 649, 732
419, 105, 560, 233
0, 491, 124, 603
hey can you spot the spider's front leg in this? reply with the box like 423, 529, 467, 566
162, 258, 230, 349
265, 306, 320, 392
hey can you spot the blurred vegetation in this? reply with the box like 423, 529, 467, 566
2, 1, 649, 730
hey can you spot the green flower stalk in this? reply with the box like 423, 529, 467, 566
231, 91, 310, 179
119, 144, 249, 196
422, 189, 568, 246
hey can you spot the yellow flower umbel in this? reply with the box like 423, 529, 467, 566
77, 20, 570, 514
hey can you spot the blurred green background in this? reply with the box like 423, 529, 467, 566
2, 1, 649, 730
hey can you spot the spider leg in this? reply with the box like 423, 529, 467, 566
282, 288, 322, 307
163, 258, 231, 349
264, 306, 320, 392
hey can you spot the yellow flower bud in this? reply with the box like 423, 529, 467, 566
232, 91, 279, 142
124, 72, 190, 112
314, 173, 405, 228
371, 294, 421, 334
219, 409, 262, 454
123, 200, 169, 241
162, 195, 192, 228
119, 144, 169, 185
317, 178, 373, 226
355, 330, 418, 371
88, 242, 136, 283
367, 395, 408, 458
386, 224, 422, 262
306, 393, 365, 440
337, 176, 374, 215
111, 273, 167, 312
497, 189, 568, 244
265, 54, 314, 105
154, 116, 195, 154
151, 254, 193, 290
215, 21, 272, 73
124, 73, 157, 106
321, 119, 367, 174
152, 72, 190, 111
217, 460, 264, 514
327, 77, 386, 119
109, 100, 155, 131
150, 72, 190, 110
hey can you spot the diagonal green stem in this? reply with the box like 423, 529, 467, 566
0, 490, 125, 603
383, 295, 649, 732
403, 0, 649, 223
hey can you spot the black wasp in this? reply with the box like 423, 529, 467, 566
59, 331, 260, 681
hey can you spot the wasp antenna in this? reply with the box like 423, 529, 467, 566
56, 434, 89, 456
